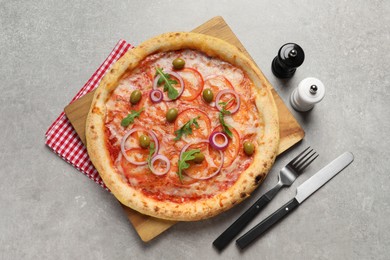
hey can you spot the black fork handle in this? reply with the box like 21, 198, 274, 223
213, 182, 284, 251
236, 198, 300, 249
213, 194, 271, 251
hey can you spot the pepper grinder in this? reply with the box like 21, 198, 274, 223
272, 43, 305, 78
290, 77, 325, 112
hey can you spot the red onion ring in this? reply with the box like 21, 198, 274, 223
149, 154, 170, 175
153, 70, 184, 101
179, 140, 224, 180
149, 89, 163, 103
120, 128, 159, 165
209, 131, 229, 150
215, 89, 241, 114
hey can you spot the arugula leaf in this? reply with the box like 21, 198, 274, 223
155, 68, 179, 100
121, 107, 144, 127
218, 98, 234, 138
218, 97, 235, 115
219, 112, 233, 138
174, 116, 200, 141
147, 142, 156, 169
177, 149, 201, 182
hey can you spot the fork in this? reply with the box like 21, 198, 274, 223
213, 147, 318, 251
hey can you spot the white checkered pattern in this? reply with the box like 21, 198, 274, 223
45, 40, 133, 190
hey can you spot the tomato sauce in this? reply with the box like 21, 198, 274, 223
104, 49, 261, 203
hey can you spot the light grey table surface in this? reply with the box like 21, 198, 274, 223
1, 1, 389, 259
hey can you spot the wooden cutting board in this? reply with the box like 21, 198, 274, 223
64, 16, 304, 242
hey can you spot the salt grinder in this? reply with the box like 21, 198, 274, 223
290, 77, 325, 112
272, 43, 305, 78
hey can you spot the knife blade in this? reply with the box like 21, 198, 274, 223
236, 151, 354, 249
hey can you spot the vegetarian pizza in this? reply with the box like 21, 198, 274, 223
86, 32, 279, 221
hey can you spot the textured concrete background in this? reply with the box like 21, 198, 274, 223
1, 0, 389, 259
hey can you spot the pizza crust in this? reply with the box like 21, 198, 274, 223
86, 32, 279, 221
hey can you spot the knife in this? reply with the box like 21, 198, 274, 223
236, 151, 354, 249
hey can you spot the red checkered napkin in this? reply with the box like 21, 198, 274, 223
45, 40, 133, 190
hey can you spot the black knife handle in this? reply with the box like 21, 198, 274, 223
213, 194, 271, 251
236, 198, 300, 249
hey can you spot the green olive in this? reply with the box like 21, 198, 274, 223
139, 134, 151, 149
172, 58, 185, 70
130, 90, 142, 105
243, 141, 255, 156
166, 108, 178, 123
202, 88, 214, 103
192, 152, 205, 164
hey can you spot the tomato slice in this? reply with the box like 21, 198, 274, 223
212, 125, 240, 167
174, 108, 211, 142
120, 150, 149, 180
124, 148, 149, 163
231, 98, 255, 125
217, 91, 239, 111
177, 68, 204, 101
121, 153, 168, 188
182, 142, 223, 180
203, 75, 234, 105
160, 154, 198, 187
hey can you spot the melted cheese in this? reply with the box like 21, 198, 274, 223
105, 49, 262, 202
